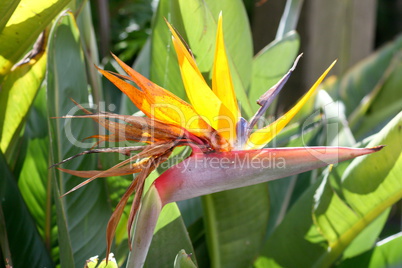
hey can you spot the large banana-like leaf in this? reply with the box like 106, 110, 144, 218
351, 55, 402, 138
313, 91, 390, 261
201, 185, 269, 268
338, 233, 402, 267
17, 86, 58, 261
329, 35, 402, 114
0, 0, 20, 32
256, 111, 402, 267
0, 44, 46, 155
0, 151, 54, 268
315, 113, 402, 266
326, 35, 402, 139
47, 11, 112, 267
0, 0, 69, 79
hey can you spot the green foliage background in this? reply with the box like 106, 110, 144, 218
1, 0, 402, 267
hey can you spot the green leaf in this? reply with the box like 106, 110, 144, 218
276, 0, 304, 39
256, 111, 402, 267
316, 111, 402, 266
145, 203, 197, 268
0, 0, 69, 78
326, 35, 402, 139
265, 119, 322, 237
0, 151, 54, 268
76, 1, 103, 105
254, 180, 322, 268
202, 186, 269, 268
350, 52, 402, 138
0, 0, 20, 33
17, 85, 57, 261
174, 249, 197, 268
341, 209, 390, 260
47, 11, 112, 267
329, 35, 402, 114
338, 233, 402, 268
51, 170, 75, 268
150, 0, 253, 116
249, 31, 300, 113
0, 46, 46, 155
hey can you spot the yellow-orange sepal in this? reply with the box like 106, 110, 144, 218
97, 54, 228, 148
167, 20, 237, 143
212, 13, 239, 135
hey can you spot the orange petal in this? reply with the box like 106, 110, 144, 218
97, 61, 227, 147
246, 60, 337, 149
167, 21, 236, 143
212, 13, 239, 127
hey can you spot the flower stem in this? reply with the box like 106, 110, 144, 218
202, 195, 221, 268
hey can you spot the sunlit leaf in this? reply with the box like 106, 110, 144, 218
341, 209, 390, 260
0, 0, 20, 33
0, 47, 46, 155
338, 233, 402, 268
0, 0, 69, 78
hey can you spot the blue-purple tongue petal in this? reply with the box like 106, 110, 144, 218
248, 53, 303, 131
235, 117, 249, 149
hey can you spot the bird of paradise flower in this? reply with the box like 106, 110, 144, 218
55, 14, 382, 267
